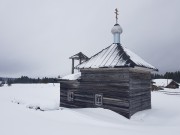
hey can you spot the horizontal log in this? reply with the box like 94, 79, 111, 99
79, 87, 130, 94
74, 93, 94, 98
60, 83, 79, 89
130, 105, 151, 115
130, 91, 151, 97
130, 96, 151, 103
103, 98, 130, 108
130, 100, 151, 110
130, 84, 151, 89
80, 68, 130, 73
60, 98, 94, 108
74, 98, 94, 104
130, 87, 151, 92
80, 78, 129, 83
129, 72, 151, 80
81, 73, 129, 82
130, 100, 151, 107
80, 82, 130, 87
130, 79, 151, 83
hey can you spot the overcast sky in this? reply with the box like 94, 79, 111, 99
0, 0, 180, 78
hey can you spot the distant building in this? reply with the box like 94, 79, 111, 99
153, 79, 179, 89
60, 9, 158, 118
0, 81, 4, 87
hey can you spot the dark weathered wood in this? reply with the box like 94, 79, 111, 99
60, 68, 151, 119
72, 58, 74, 74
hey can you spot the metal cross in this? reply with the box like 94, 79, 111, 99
115, 8, 119, 24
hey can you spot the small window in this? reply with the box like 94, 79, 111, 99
95, 94, 103, 106
67, 91, 74, 101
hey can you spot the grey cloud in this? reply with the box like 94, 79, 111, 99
0, 0, 180, 77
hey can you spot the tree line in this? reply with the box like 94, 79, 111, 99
152, 71, 180, 83
7, 76, 59, 85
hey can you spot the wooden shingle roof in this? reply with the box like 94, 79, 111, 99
76, 43, 158, 71
69, 52, 88, 60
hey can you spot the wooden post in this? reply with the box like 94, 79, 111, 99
72, 58, 74, 74
79, 57, 82, 64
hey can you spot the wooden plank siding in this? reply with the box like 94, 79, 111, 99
129, 69, 151, 116
60, 68, 151, 119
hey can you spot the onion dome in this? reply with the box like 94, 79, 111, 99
111, 24, 123, 34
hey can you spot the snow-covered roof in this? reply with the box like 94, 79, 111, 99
61, 72, 81, 80
69, 52, 88, 60
153, 79, 174, 87
76, 43, 158, 71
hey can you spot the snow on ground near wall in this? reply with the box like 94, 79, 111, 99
0, 84, 180, 135
62, 72, 81, 80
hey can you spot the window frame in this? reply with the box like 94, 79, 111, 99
95, 94, 103, 106
67, 91, 74, 102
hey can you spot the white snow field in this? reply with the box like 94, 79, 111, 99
0, 84, 180, 135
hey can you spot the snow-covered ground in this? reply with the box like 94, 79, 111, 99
0, 84, 180, 135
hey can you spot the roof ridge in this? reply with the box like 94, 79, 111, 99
115, 45, 136, 67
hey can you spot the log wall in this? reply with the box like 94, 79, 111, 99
60, 68, 151, 119
129, 69, 151, 116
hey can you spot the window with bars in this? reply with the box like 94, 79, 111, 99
67, 91, 74, 101
95, 94, 103, 106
